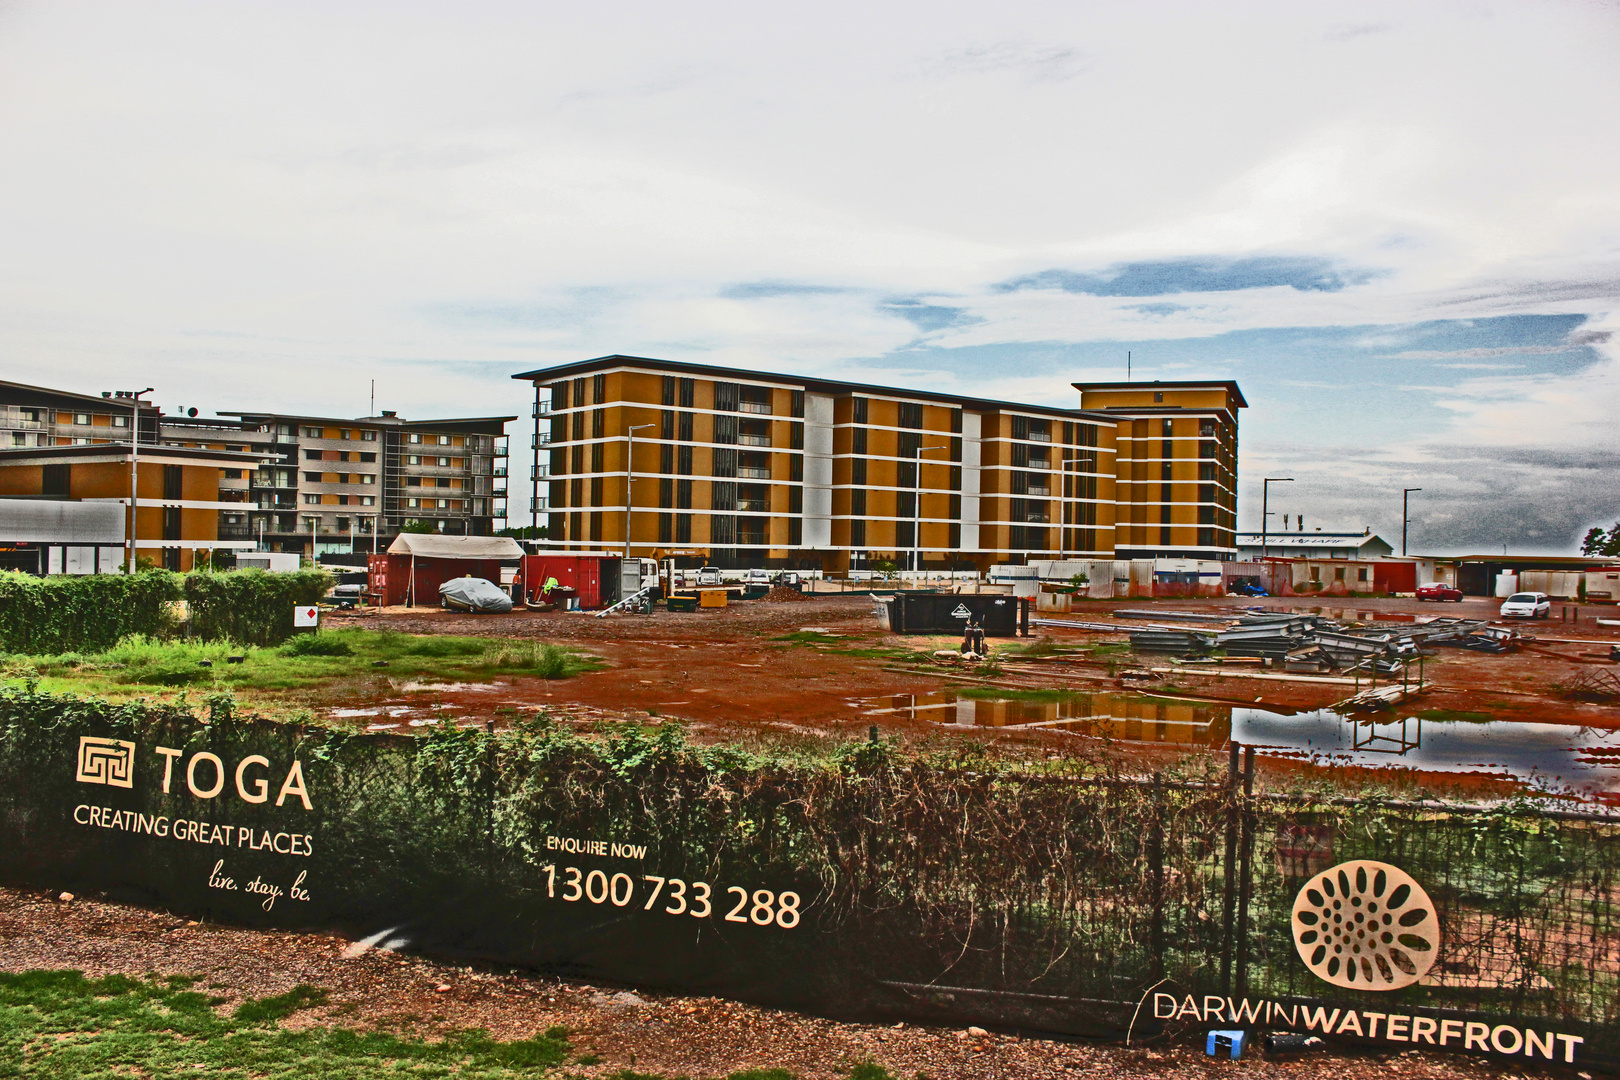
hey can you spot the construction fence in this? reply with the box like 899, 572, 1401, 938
1, 688, 1615, 1068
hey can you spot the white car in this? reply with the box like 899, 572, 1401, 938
1499, 591, 1551, 619
696, 566, 723, 587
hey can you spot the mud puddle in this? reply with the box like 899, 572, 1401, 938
861, 689, 1620, 799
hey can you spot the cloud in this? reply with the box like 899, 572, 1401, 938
1325, 23, 1394, 43
718, 281, 853, 300
996, 257, 1381, 297
1392, 345, 1587, 360
880, 299, 980, 333
923, 42, 1086, 82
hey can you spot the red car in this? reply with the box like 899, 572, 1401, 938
1416, 583, 1464, 602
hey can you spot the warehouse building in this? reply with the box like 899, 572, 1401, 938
511, 356, 1242, 573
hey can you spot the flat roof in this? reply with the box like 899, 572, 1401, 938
513, 354, 1122, 421
219, 411, 516, 435
1073, 380, 1249, 409
0, 443, 275, 467
0, 379, 163, 413
1237, 532, 1387, 544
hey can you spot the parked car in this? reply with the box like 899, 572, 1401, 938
696, 566, 723, 587
744, 569, 772, 587
1416, 583, 1464, 602
1499, 591, 1551, 619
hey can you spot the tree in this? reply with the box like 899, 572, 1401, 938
1582, 523, 1620, 557
497, 525, 548, 540
400, 519, 435, 534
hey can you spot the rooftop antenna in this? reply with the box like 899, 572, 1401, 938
370, 379, 375, 418
1127, 350, 1131, 383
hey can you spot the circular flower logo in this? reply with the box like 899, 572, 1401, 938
1291, 860, 1439, 990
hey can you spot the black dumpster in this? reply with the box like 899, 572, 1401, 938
880, 593, 1029, 636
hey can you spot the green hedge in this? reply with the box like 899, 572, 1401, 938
0, 568, 334, 653
184, 569, 333, 646
0, 571, 182, 653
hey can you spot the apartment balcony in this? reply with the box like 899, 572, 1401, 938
493, 443, 509, 457
1026, 431, 1052, 443
218, 525, 254, 541
532, 400, 552, 417
1018, 512, 1051, 524
492, 485, 507, 497
493, 465, 507, 478
529, 497, 549, 513
738, 434, 772, 447
739, 401, 773, 415
737, 498, 769, 512
530, 464, 550, 480
531, 433, 552, 448
737, 467, 771, 479
1025, 485, 1051, 497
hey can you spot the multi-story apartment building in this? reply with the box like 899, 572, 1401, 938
0, 379, 162, 449
160, 410, 515, 555
1072, 381, 1244, 561
511, 356, 1243, 572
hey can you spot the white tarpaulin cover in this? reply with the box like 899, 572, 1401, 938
438, 577, 514, 613
386, 534, 524, 560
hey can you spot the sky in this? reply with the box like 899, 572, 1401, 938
0, 0, 1617, 554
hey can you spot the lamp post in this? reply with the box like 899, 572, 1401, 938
913, 445, 950, 575
624, 423, 655, 559
1260, 477, 1293, 559
1402, 487, 1422, 557
109, 387, 153, 573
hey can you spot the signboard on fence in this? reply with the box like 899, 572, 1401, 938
1, 696, 1613, 1068
292, 605, 318, 628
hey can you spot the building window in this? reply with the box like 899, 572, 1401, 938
789, 422, 803, 450
362, 430, 377, 441
570, 477, 583, 506
571, 445, 583, 473
662, 376, 677, 406
660, 478, 674, 508
304, 471, 322, 482
789, 456, 803, 482
714, 382, 739, 411
592, 373, 606, 403
661, 410, 675, 440
712, 448, 736, 477
1153, 391, 1164, 402
852, 428, 867, 455
790, 390, 805, 418
659, 513, 673, 543
573, 379, 586, 408
676, 479, 692, 509
713, 415, 737, 444
162, 506, 182, 541
660, 444, 674, 473
677, 445, 693, 475
675, 513, 691, 543
552, 383, 569, 410
789, 518, 802, 545
590, 443, 604, 471
592, 409, 605, 438
1198, 527, 1215, 548
303, 426, 321, 437
851, 458, 866, 486
850, 519, 866, 547
678, 378, 694, 408
852, 397, 868, 424
409, 433, 422, 444
42, 463, 70, 496
850, 489, 866, 516
898, 402, 923, 429
590, 477, 603, 504
678, 412, 693, 441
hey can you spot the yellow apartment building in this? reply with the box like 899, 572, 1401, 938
512, 356, 1243, 572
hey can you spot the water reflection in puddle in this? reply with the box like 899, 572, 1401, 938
863, 690, 1620, 797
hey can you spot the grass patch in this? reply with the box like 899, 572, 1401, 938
3, 629, 598, 705
958, 686, 1081, 703
1413, 708, 1495, 724
0, 969, 571, 1077
0, 969, 895, 1079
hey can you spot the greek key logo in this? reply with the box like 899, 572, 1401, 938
1292, 860, 1439, 990
76, 737, 136, 789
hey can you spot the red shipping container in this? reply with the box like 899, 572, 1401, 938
520, 554, 620, 609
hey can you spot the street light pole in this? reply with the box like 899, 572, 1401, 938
1261, 477, 1293, 559
110, 388, 153, 573
625, 423, 655, 560
913, 445, 949, 574
1402, 487, 1422, 556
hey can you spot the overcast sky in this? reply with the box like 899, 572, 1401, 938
2, 0, 1617, 554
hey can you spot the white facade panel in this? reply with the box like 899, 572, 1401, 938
803, 393, 835, 548
0, 498, 125, 544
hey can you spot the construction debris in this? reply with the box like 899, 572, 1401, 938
1118, 609, 1520, 676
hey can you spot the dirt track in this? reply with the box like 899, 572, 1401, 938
0, 886, 1520, 1080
